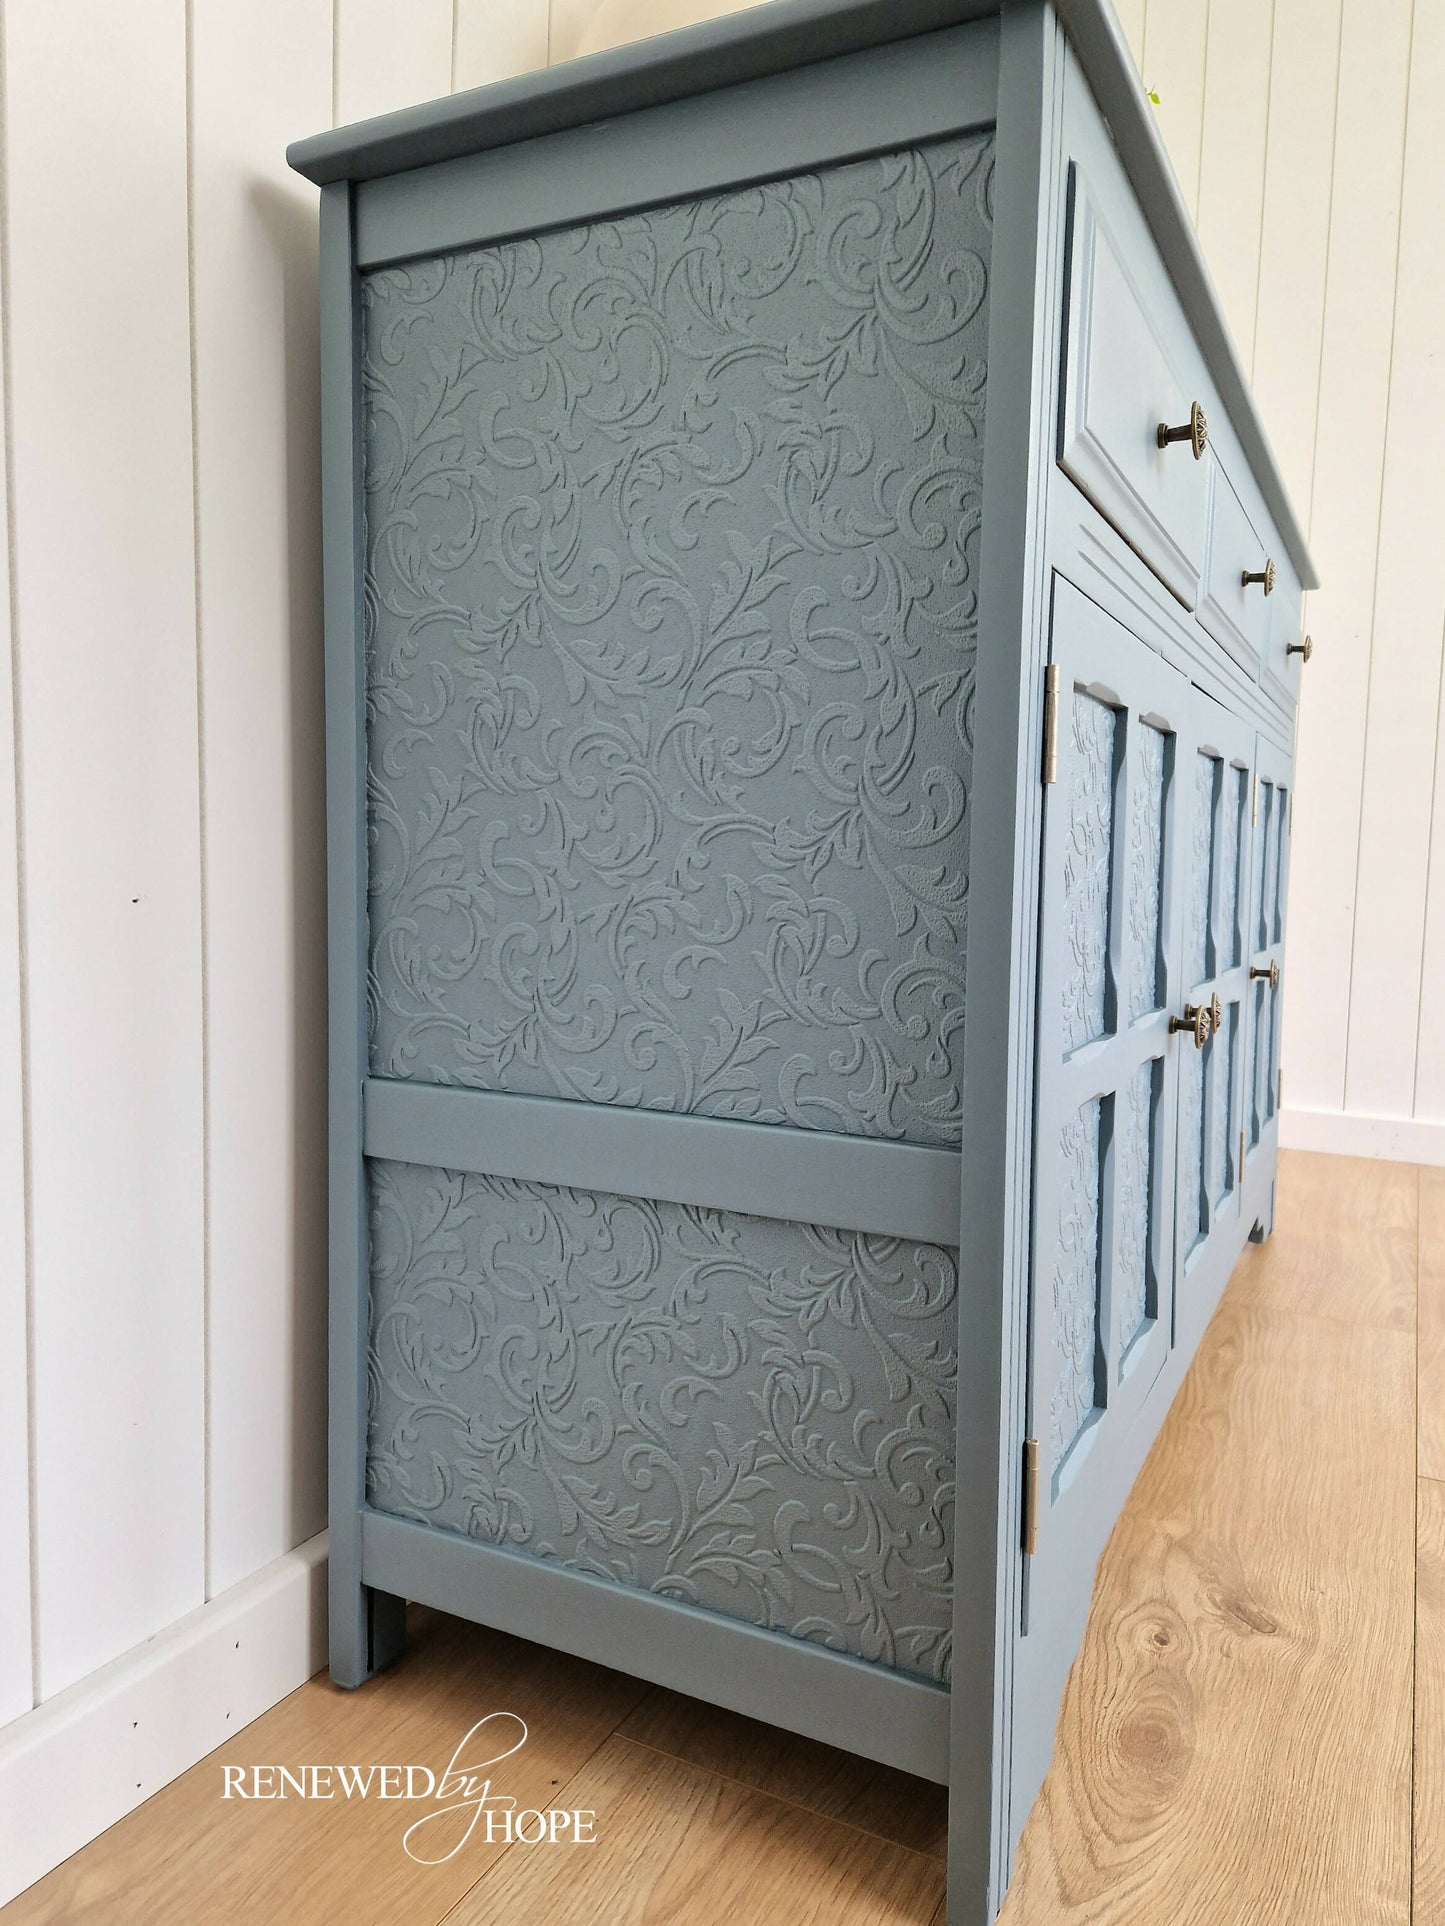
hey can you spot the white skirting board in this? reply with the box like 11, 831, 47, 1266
0, 1533, 328, 1907
1280, 1104, 1445, 1167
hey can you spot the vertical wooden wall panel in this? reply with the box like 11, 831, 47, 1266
0, 190, 33, 1730
1112, 0, 1147, 73
5, 0, 205, 1695
455, 0, 549, 91
1194, 0, 1273, 372
1345, 0, 1445, 1124
1279, 0, 1412, 1120
1140, 0, 1209, 221
549, 0, 764, 65
334, 0, 452, 124
1416, 709, 1445, 1123
1248, 0, 1342, 521
191, 0, 332, 1599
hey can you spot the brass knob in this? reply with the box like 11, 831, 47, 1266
1287, 634, 1313, 662
1250, 960, 1280, 990
1209, 992, 1223, 1034
1170, 1003, 1212, 1049
1157, 400, 1208, 460
1242, 559, 1277, 595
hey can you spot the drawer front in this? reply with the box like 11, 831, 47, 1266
1199, 463, 1275, 677
1060, 172, 1211, 607
1261, 565, 1307, 710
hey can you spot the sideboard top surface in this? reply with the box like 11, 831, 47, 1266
286, 0, 1317, 592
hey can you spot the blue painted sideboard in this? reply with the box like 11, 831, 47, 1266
289, 3, 1314, 1917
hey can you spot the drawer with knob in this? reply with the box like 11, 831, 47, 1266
1261, 559, 1310, 710
1059, 168, 1212, 607
1199, 460, 1287, 678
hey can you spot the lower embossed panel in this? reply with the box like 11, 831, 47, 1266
365, 1159, 958, 1682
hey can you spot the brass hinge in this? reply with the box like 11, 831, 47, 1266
1042, 664, 1060, 785
1022, 1437, 1040, 1555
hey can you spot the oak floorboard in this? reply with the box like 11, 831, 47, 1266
441, 1733, 946, 1925
1418, 1477, 1445, 1923
0, 1151, 1421, 1926
1000, 1253, 1415, 1920
1, 1609, 647, 1926
1421, 1168, 1445, 1480
616, 1686, 948, 1859
1230, 1149, 1417, 1334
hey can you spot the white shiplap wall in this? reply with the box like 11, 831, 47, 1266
0, 0, 551, 1900
0, 0, 1439, 1897
1121, 0, 1445, 1161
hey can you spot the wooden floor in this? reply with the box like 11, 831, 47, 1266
3, 1150, 1437, 1924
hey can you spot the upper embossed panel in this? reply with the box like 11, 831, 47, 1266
360, 135, 993, 1145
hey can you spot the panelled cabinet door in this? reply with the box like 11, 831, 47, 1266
1011, 578, 1189, 1835
1172, 689, 1254, 1356
1244, 733, 1292, 1228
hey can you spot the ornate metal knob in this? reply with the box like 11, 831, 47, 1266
1250, 960, 1280, 990
1171, 1003, 1212, 1049
1287, 634, 1313, 661
1157, 401, 1208, 460
1209, 992, 1224, 1034
1242, 559, 1277, 595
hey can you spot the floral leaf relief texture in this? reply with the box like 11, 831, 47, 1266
1061, 690, 1117, 1053
360, 135, 993, 1144
1051, 1098, 1102, 1474
366, 1161, 958, 1682
1116, 1059, 1154, 1353
1125, 720, 1166, 1024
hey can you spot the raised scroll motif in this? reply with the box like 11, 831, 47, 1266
360, 135, 995, 1146
366, 1160, 958, 1681
1052, 1098, 1102, 1471
1062, 695, 1117, 1052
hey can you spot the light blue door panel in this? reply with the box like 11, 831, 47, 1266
1244, 732, 1292, 1236
1011, 576, 1190, 1836
1172, 688, 1255, 1357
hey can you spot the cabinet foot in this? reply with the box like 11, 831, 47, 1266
330, 1577, 407, 1689
1248, 1180, 1277, 1245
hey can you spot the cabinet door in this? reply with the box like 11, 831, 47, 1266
1244, 734, 1292, 1220
1011, 579, 1189, 1830
1172, 691, 1254, 1357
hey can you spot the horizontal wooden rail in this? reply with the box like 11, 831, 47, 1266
363, 1077, 963, 1245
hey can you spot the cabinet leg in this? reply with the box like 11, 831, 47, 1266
330, 1567, 407, 1689
1248, 1178, 1277, 1245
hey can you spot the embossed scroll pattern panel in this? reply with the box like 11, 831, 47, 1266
1269, 784, 1287, 945
1062, 693, 1117, 1053
1180, 1039, 1205, 1258
1052, 1098, 1102, 1474
1210, 1002, 1236, 1207
1251, 981, 1267, 1146
360, 135, 994, 1146
1116, 1059, 1154, 1353
366, 1160, 958, 1682
1126, 721, 1166, 1023
1188, 751, 1217, 987
1255, 779, 1276, 952
1218, 765, 1245, 970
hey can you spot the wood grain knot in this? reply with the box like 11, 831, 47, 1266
1218, 1593, 1279, 1637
